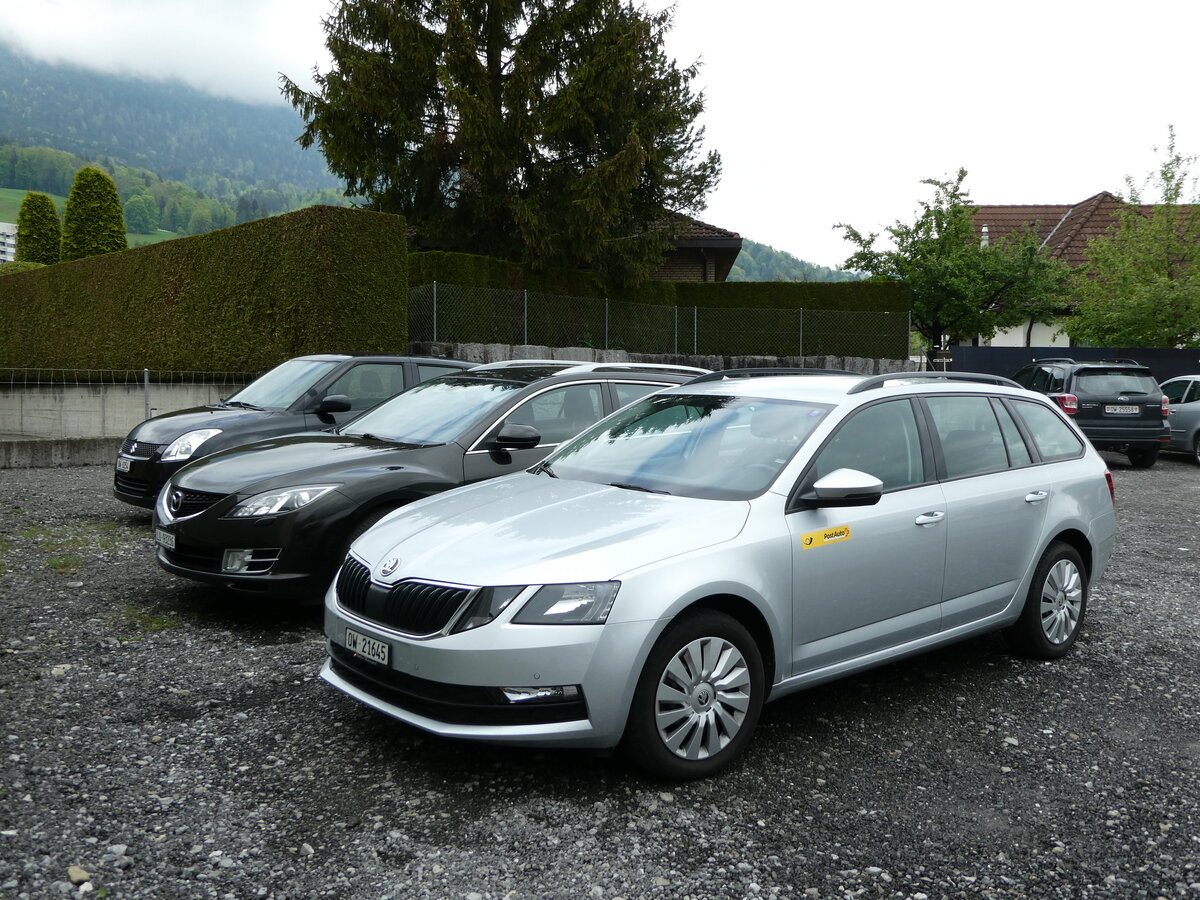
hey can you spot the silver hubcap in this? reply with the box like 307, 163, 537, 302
1040, 559, 1083, 644
654, 636, 752, 760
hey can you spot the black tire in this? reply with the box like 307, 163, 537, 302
1193, 435, 1200, 466
621, 610, 765, 780
1127, 446, 1159, 468
1004, 542, 1087, 659
340, 504, 404, 564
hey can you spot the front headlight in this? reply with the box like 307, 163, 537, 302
162, 428, 223, 461
513, 582, 620, 625
226, 485, 339, 518
450, 586, 527, 634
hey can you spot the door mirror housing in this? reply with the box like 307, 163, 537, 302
798, 468, 884, 509
493, 423, 541, 450
317, 394, 352, 414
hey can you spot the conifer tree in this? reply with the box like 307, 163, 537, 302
60, 166, 127, 262
282, 0, 720, 287
15, 191, 61, 265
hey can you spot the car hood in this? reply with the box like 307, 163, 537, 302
170, 434, 446, 494
126, 405, 289, 444
353, 473, 751, 587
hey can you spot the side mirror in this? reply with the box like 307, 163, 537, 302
318, 394, 352, 414
493, 423, 541, 450
800, 468, 883, 508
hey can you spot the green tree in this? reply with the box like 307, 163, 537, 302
15, 191, 61, 264
60, 166, 127, 261
281, 0, 720, 288
123, 193, 158, 234
1066, 128, 1200, 347
839, 169, 1068, 364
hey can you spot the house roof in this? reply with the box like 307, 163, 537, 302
972, 191, 1160, 267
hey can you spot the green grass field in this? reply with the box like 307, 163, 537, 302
0, 187, 179, 248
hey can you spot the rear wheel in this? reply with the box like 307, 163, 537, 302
1193, 435, 1200, 466
1004, 542, 1087, 659
1127, 446, 1158, 468
621, 610, 764, 780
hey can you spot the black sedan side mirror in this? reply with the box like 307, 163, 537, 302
317, 394, 352, 414
493, 423, 541, 450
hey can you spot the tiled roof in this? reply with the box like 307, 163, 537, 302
972, 191, 1156, 267
658, 213, 742, 245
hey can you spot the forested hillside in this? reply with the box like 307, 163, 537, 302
0, 42, 337, 194
728, 239, 861, 282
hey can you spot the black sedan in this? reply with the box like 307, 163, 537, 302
114, 354, 473, 508
151, 361, 705, 600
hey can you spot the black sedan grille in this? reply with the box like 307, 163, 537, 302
167, 487, 227, 518
335, 558, 470, 635
120, 438, 165, 457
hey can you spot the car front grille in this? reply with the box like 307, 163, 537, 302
336, 558, 471, 636
328, 643, 588, 726
167, 487, 227, 518
120, 438, 165, 457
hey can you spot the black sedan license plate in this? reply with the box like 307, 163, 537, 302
345, 628, 389, 666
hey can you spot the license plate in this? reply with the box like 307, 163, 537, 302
116, 457, 132, 472
1105, 405, 1140, 414
154, 528, 176, 550
345, 628, 389, 666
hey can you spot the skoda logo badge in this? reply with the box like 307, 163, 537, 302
168, 489, 184, 514
380, 556, 401, 577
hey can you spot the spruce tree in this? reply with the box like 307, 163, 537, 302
60, 166, 128, 262
15, 191, 61, 265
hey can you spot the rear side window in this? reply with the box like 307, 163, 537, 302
1011, 400, 1085, 461
924, 396, 1010, 479
992, 399, 1032, 467
612, 381, 667, 409
1074, 369, 1160, 396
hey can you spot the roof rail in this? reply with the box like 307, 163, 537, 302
1031, 357, 1077, 364
689, 367, 858, 384
847, 372, 1022, 394
573, 363, 711, 376
1097, 357, 1141, 365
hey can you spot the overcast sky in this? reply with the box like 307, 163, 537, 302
2, 0, 1197, 268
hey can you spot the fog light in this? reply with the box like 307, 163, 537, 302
222, 549, 256, 573
220, 548, 281, 574
500, 685, 581, 703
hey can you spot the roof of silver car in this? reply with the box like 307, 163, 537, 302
469, 360, 709, 377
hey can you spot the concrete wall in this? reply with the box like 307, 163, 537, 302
0, 382, 245, 439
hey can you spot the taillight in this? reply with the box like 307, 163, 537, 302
1162, 395, 1170, 417
1054, 394, 1079, 415
1105, 471, 1115, 505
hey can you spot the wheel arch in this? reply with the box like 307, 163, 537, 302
1046, 528, 1093, 582
674, 593, 778, 689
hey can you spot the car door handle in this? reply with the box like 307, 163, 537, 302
1025, 491, 1049, 503
914, 511, 945, 526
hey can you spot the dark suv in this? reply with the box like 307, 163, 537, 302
1012, 357, 1168, 467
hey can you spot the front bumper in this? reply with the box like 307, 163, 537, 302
153, 490, 359, 600
321, 581, 660, 749
114, 452, 183, 508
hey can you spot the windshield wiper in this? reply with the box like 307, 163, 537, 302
608, 481, 670, 495
221, 400, 263, 410
532, 461, 558, 478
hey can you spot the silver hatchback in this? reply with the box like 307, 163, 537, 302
321, 371, 1118, 779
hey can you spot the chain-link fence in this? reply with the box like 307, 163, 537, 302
409, 283, 910, 359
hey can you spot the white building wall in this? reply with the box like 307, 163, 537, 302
0, 222, 16, 263
988, 319, 1071, 348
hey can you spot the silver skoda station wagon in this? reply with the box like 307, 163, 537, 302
321, 371, 1117, 779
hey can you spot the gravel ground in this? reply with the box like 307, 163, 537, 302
1, 456, 1198, 900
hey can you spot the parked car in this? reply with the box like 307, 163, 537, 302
320, 370, 1117, 779
1011, 357, 1169, 467
152, 361, 707, 599
1160, 374, 1200, 464
114, 354, 474, 508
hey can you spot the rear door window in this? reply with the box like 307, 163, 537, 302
924, 396, 1011, 479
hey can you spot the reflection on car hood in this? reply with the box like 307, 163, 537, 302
353, 473, 750, 587
170, 434, 440, 494
125, 405, 289, 444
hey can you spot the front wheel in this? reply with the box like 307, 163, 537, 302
1127, 446, 1159, 468
1004, 542, 1087, 659
1193, 435, 1200, 466
621, 610, 764, 780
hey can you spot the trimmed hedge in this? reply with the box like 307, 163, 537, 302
0, 206, 408, 370
0, 261, 46, 277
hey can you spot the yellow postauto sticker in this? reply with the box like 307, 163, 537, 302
801, 524, 852, 549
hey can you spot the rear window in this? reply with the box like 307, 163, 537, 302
1074, 369, 1160, 396
1011, 400, 1085, 461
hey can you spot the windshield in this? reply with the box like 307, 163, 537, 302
226, 358, 340, 409
341, 376, 525, 444
544, 393, 831, 500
